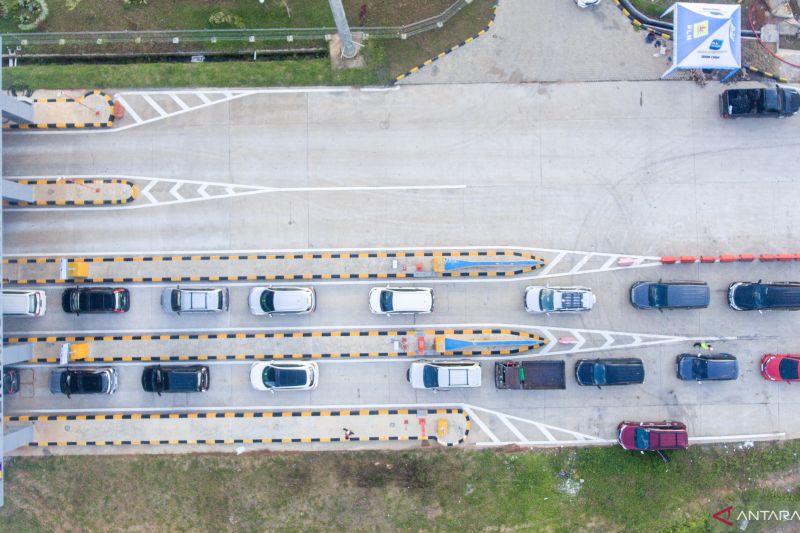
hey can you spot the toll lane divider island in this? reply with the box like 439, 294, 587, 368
4, 407, 470, 450
3, 245, 670, 286
5, 328, 547, 363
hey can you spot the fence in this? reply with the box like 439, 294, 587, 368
0, 0, 475, 48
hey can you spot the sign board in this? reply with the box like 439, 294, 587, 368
59, 258, 69, 280
59, 343, 70, 366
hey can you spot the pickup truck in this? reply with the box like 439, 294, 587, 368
494, 361, 566, 390
719, 85, 800, 118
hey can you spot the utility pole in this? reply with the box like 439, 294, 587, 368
327, 0, 357, 59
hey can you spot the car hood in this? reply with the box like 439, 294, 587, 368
575, 362, 596, 385
731, 284, 756, 309
408, 363, 428, 388
524, 287, 543, 312
618, 425, 638, 450
630, 283, 651, 308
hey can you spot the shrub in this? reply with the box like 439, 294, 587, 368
208, 10, 245, 29
17, 0, 48, 31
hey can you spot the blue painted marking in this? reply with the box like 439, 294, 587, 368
443, 338, 543, 351
443, 258, 545, 271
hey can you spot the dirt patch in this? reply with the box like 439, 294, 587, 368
757, 467, 800, 493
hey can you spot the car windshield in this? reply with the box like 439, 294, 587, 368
634, 428, 650, 450
171, 291, 180, 310
649, 285, 668, 307
76, 373, 104, 393
593, 364, 606, 385
260, 291, 275, 312
538, 289, 554, 312
692, 358, 708, 379
752, 285, 768, 308
262, 366, 277, 386
380, 291, 393, 312
422, 365, 439, 388
779, 359, 799, 380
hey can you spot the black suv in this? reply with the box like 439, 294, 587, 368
728, 281, 800, 311
62, 287, 130, 314
141, 365, 210, 395
630, 281, 709, 310
49, 368, 117, 397
676, 354, 739, 381
575, 358, 645, 387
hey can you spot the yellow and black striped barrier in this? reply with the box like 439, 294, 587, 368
3, 90, 115, 130
9, 327, 547, 363
3, 178, 138, 207
8, 407, 470, 448
3, 249, 546, 285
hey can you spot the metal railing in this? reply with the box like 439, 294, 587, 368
0, 0, 477, 47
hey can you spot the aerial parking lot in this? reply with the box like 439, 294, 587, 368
2, 0, 800, 529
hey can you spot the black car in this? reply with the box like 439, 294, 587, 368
62, 287, 130, 314
728, 281, 800, 311
3, 368, 19, 395
676, 353, 739, 381
575, 358, 645, 387
630, 281, 709, 310
141, 365, 210, 395
49, 368, 117, 397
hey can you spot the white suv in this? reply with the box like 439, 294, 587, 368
369, 286, 434, 315
524, 286, 595, 313
407, 360, 481, 390
162, 286, 229, 314
249, 286, 316, 316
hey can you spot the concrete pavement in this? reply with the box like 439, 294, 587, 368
401, 0, 670, 84
3, 81, 800, 452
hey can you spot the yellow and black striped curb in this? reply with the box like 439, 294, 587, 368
3, 249, 545, 285
9, 407, 470, 448
3, 90, 115, 130
3, 178, 139, 207
742, 65, 790, 84
612, 0, 671, 41
393, 2, 498, 84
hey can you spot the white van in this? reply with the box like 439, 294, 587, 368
3, 289, 46, 317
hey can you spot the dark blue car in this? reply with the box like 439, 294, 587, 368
630, 281, 710, 310
676, 354, 738, 381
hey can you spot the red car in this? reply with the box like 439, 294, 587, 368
617, 421, 688, 453
761, 354, 800, 382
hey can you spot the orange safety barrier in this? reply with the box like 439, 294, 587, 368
738, 254, 755, 262
113, 101, 125, 120
760, 254, 777, 262
778, 254, 795, 262
700, 256, 717, 263
679, 256, 696, 263
661, 256, 677, 264
719, 255, 737, 263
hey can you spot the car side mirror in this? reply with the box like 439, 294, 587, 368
596, 385, 602, 390
269, 389, 276, 395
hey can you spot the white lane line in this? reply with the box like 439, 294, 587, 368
196, 92, 212, 104
169, 93, 189, 111
476, 440, 616, 447
141, 93, 167, 117
497, 414, 528, 442
4, 244, 662, 261
4, 321, 695, 339
113, 95, 142, 124
537, 252, 565, 277
688, 433, 785, 443
169, 182, 184, 201
535, 423, 556, 442
140, 180, 158, 205
462, 407, 500, 443
197, 184, 210, 198
569, 253, 593, 274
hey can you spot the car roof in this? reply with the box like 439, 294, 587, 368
271, 288, 311, 311
664, 283, 709, 307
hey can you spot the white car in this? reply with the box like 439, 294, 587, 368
161, 286, 229, 314
574, 0, 601, 7
249, 361, 319, 391
249, 286, 316, 316
369, 286, 434, 315
407, 360, 481, 390
2, 289, 46, 317
524, 286, 596, 313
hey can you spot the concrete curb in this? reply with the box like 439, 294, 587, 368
3, 178, 137, 207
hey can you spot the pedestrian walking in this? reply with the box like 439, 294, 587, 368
343, 428, 354, 440
693, 341, 713, 351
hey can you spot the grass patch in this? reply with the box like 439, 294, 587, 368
380, 0, 496, 79
2, 42, 387, 89
2, 442, 800, 531
629, 0, 735, 20
0, 0, 455, 33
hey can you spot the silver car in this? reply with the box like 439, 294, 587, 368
161, 286, 229, 314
